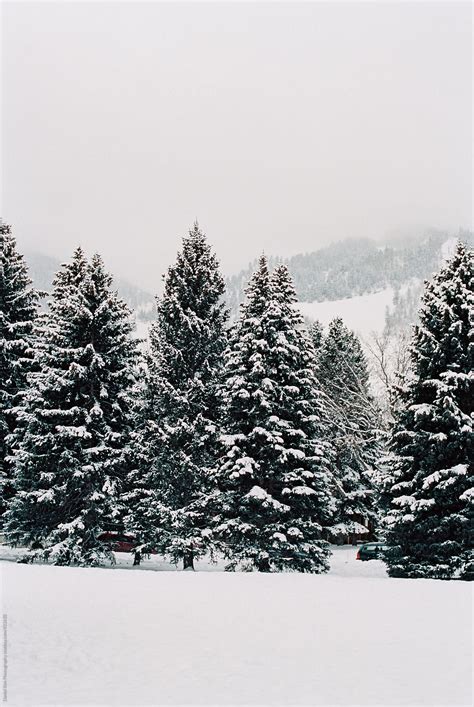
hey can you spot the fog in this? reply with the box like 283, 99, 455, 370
1, 1, 472, 290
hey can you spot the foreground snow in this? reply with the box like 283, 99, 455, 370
1, 547, 471, 706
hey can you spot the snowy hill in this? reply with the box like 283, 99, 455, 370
226, 230, 474, 332
298, 287, 396, 336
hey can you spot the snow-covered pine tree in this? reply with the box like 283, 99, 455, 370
0, 222, 40, 519
315, 318, 380, 541
4, 249, 140, 565
309, 319, 324, 351
384, 241, 473, 579
212, 259, 335, 572
126, 223, 228, 570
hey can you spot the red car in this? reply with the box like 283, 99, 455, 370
98, 531, 137, 552
98, 531, 159, 554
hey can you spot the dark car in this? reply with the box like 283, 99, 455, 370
98, 531, 138, 553
98, 531, 159, 555
356, 542, 389, 561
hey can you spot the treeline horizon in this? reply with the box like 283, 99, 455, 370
21, 227, 474, 327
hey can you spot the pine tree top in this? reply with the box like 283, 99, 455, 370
271, 265, 298, 307
151, 223, 228, 391
411, 239, 473, 382
0, 221, 40, 326
161, 222, 226, 316
241, 254, 271, 320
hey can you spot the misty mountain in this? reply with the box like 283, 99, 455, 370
25, 251, 155, 317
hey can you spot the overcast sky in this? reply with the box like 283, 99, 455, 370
1, 1, 472, 290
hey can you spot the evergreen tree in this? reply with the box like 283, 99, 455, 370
4, 249, 140, 565
384, 242, 473, 579
309, 319, 324, 351
0, 222, 40, 519
126, 223, 228, 569
212, 259, 334, 572
316, 318, 380, 539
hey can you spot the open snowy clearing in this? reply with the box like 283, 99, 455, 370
1, 546, 471, 706
297, 288, 395, 336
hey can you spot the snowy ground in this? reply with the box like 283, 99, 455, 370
1, 546, 471, 706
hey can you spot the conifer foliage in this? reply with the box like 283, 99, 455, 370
126, 223, 228, 569
384, 242, 473, 579
316, 318, 379, 539
0, 222, 40, 519
212, 259, 334, 572
4, 219, 471, 580
5, 249, 140, 565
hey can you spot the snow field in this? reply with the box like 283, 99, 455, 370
2, 549, 471, 706
297, 288, 395, 336
295, 236, 458, 337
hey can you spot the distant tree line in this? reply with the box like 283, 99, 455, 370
226, 231, 474, 320
1, 220, 472, 579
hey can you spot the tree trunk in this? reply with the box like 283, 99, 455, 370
183, 551, 195, 571
133, 550, 141, 566
257, 557, 271, 572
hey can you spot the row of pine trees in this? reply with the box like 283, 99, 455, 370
1, 221, 472, 578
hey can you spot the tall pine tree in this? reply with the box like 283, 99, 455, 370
211, 260, 335, 572
384, 242, 473, 579
0, 222, 40, 520
316, 317, 380, 541
5, 249, 140, 565
126, 223, 228, 569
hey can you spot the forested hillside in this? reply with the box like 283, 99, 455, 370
226, 230, 474, 319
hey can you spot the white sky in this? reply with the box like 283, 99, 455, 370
1, 1, 472, 289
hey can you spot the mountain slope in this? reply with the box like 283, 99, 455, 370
226, 230, 474, 332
